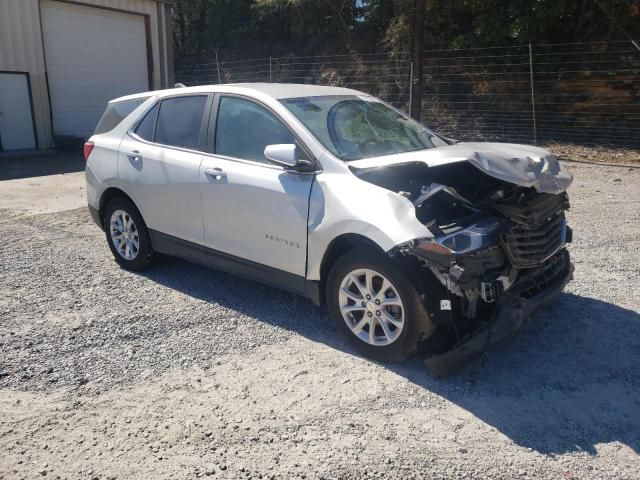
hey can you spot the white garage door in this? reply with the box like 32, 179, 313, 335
41, 0, 149, 139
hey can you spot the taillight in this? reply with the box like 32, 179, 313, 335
83, 141, 95, 161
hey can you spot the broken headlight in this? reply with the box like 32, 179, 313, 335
415, 217, 508, 256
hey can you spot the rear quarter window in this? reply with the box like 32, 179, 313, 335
94, 97, 150, 135
133, 103, 159, 142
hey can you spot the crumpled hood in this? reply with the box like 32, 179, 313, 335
348, 142, 573, 194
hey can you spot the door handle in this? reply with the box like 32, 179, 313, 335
128, 150, 142, 162
204, 167, 227, 180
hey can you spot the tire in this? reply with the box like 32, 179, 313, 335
326, 248, 435, 362
103, 197, 154, 271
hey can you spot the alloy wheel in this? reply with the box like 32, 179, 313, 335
338, 268, 405, 346
109, 209, 140, 261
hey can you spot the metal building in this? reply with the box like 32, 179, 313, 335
0, 0, 173, 151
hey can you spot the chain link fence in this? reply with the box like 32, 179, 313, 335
175, 41, 640, 148
175, 52, 412, 111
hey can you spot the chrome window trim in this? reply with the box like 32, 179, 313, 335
202, 151, 321, 175
126, 131, 204, 158
126, 131, 321, 175
126, 91, 323, 174
127, 93, 210, 152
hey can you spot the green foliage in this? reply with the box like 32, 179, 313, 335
171, 0, 640, 59
173, 0, 253, 57
425, 0, 638, 47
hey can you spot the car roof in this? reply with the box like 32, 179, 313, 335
110, 83, 367, 104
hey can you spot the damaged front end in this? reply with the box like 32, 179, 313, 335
403, 188, 573, 377
352, 150, 574, 377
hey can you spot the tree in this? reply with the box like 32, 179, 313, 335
171, 0, 640, 60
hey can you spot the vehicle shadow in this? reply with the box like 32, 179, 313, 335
391, 292, 640, 455
141, 256, 640, 456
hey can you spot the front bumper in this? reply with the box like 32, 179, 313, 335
425, 249, 573, 378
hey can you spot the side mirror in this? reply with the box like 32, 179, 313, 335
264, 144, 315, 172
264, 144, 299, 168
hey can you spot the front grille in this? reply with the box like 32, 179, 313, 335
512, 249, 571, 299
503, 213, 566, 268
493, 192, 569, 227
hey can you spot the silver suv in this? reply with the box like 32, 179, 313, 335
85, 84, 573, 376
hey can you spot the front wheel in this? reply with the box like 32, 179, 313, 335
326, 248, 435, 362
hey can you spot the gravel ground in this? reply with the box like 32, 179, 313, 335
1, 160, 639, 480
547, 143, 640, 166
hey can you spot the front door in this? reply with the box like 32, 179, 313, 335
0, 73, 37, 151
199, 95, 314, 277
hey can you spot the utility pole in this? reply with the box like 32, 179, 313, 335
410, 0, 425, 120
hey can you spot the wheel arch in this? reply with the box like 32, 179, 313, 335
317, 233, 386, 305
316, 232, 447, 315
99, 187, 141, 226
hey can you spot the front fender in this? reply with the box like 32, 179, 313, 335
306, 171, 432, 281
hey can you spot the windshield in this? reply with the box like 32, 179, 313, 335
281, 95, 447, 161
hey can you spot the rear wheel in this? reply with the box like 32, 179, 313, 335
103, 198, 154, 271
326, 248, 434, 362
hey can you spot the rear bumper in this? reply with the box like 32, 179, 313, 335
425, 249, 573, 378
88, 205, 102, 230
85, 165, 103, 230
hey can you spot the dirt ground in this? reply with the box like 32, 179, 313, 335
547, 143, 640, 166
0, 153, 639, 480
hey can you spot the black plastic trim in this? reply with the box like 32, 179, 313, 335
149, 230, 321, 303
305, 280, 322, 306
88, 205, 102, 229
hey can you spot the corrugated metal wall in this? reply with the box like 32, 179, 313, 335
0, 0, 53, 148
0, 0, 169, 149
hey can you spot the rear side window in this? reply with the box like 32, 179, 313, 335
134, 103, 159, 142
155, 96, 207, 150
94, 97, 149, 134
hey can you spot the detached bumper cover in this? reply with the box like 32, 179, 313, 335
425, 249, 573, 378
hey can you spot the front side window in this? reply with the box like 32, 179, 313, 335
133, 103, 159, 142
215, 96, 295, 163
94, 97, 149, 135
155, 96, 207, 150
281, 95, 447, 161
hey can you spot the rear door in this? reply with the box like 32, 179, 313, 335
118, 94, 212, 244
199, 95, 314, 277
